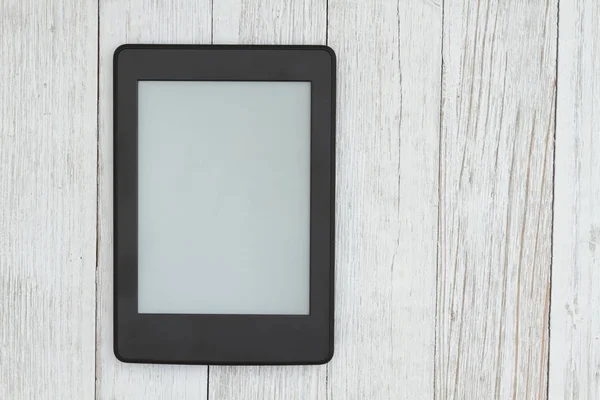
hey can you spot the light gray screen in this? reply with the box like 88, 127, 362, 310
137, 81, 311, 315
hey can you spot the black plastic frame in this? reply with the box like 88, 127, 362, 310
113, 44, 336, 365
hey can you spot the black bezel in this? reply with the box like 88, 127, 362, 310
113, 44, 335, 365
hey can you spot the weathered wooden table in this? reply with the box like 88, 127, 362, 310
1, 0, 598, 398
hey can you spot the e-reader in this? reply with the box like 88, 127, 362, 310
113, 45, 335, 365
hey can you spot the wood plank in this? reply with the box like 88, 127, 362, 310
0, 0, 97, 399
326, 0, 441, 398
209, 1, 327, 399
550, 1, 600, 398
436, 1, 556, 398
96, 1, 211, 398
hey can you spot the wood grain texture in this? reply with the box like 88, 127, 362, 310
209, 366, 326, 400
5, 0, 600, 398
327, 0, 441, 398
96, 1, 211, 399
213, 0, 326, 45
436, 1, 557, 398
0, 0, 98, 399
209, 1, 327, 399
550, 1, 600, 398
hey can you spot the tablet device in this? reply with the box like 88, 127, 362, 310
113, 44, 335, 364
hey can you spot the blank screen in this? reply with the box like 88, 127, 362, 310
137, 81, 311, 315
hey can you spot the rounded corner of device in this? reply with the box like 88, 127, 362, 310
319, 46, 337, 63
114, 44, 131, 60
113, 44, 141, 66
113, 341, 136, 364
314, 346, 334, 365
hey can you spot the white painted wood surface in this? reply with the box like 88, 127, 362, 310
436, 1, 557, 398
213, 0, 326, 45
2, 0, 600, 398
95, 1, 211, 399
327, 0, 441, 398
550, 0, 600, 399
0, 0, 98, 399
209, 1, 327, 399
